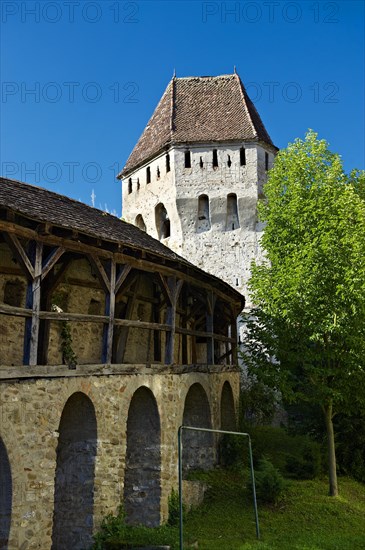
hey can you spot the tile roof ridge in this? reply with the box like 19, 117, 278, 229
175, 73, 236, 81
234, 73, 258, 139
170, 75, 176, 134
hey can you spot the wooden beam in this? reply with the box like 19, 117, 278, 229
23, 241, 43, 365
157, 273, 173, 305
41, 246, 65, 280
206, 291, 217, 365
2, 232, 34, 279
115, 264, 132, 294
164, 277, 183, 365
0, 219, 243, 309
87, 253, 110, 292
102, 259, 116, 364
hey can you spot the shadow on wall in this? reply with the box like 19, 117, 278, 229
124, 387, 161, 527
182, 383, 215, 473
51, 392, 97, 550
0, 437, 12, 550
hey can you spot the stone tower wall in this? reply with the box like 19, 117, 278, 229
122, 142, 275, 304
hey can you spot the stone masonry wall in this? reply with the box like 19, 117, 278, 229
122, 143, 275, 305
0, 366, 239, 549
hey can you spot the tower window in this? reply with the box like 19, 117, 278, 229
199, 156, 204, 168
227, 155, 232, 168
157, 166, 160, 179
166, 153, 170, 173
135, 214, 146, 232
265, 152, 269, 171
128, 178, 132, 194
213, 149, 218, 168
240, 147, 246, 166
197, 194, 211, 233
184, 151, 191, 168
146, 166, 151, 184
155, 203, 170, 239
137, 178, 140, 191
226, 193, 240, 231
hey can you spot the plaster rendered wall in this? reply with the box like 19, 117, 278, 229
0, 367, 239, 549
122, 150, 181, 244
122, 143, 275, 305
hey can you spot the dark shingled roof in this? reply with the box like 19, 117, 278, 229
0, 177, 244, 302
120, 73, 276, 177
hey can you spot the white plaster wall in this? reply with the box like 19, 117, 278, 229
122, 151, 182, 245
121, 142, 275, 303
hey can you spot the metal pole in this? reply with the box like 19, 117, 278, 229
248, 435, 260, 539
178, 426, 260, 543
178, 426, 183, 550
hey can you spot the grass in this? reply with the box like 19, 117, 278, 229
92, 471, 365, 550
183, 470, 365, 549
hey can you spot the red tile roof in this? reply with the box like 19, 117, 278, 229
120, 73, 276, 177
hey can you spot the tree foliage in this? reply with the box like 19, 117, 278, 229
242, 130, 365, 495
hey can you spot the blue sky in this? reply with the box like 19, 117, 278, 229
1, 0, 364, 216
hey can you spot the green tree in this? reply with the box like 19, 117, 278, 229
242, 131, 365, 496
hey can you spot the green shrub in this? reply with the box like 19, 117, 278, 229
247, 425, 323, 479
168, 489, 185, 527
91, 505, 178, 550
218, 434, 245, 467
249, 457, 287, 504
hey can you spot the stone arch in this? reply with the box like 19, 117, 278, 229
182, 383, 215, 472
0, 437, 12, 550
135, 214, 146, 232
155, 203, 170, 240
52, 392, 97, 550
124, 386, 161, 527
220, 381, 236, 431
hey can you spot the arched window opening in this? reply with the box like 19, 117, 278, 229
128, 178, 132, 194
135, 214, 146, 232
240, 147, 246, 166
197, 194, 211, 233
166, 153, 170, 173
199, 156, 204, 168
155, 203, 170, 240
146, 166, 151, 184
212, 149, 218, 168
124, 387, 161, 527
184, 151, 191, 169
52, 392, 97, 550
227, 155, 232, 168
226, 193, 240, 230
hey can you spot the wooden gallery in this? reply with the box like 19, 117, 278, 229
0, 177, 244, 549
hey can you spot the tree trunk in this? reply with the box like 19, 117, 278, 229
323, 401, 338, 496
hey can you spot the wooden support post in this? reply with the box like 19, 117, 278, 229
164, 277, 183, 365
231, 314, 238, 366
206, 291, 217, 365
116, 275, 139, 363
102, 259, 116, 364
23, 241, 43, 366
